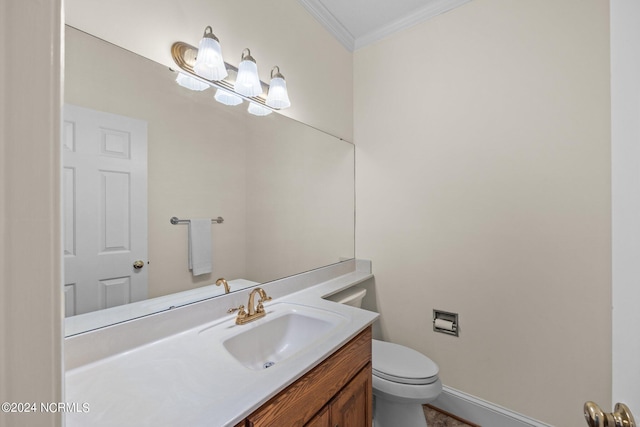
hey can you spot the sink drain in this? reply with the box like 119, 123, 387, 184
263, 361, 276, 369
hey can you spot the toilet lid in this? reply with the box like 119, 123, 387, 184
372, 340, 439, 385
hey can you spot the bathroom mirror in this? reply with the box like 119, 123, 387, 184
63, 27, 354, 336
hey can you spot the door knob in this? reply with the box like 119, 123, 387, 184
584, 401, 636, 427
133, 260, 145, 269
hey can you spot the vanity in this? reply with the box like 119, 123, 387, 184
64, 261, 378, 427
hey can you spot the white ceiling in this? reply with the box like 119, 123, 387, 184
298, 0, 471, 51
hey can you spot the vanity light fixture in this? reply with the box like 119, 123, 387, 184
193, 26, 228, 81
214, 88, 243, 106
265, 66, 291, 109
176, 72, 209, 91
234, 48, 262, 97
171, 29, 292, 115
247, 102, 273, 116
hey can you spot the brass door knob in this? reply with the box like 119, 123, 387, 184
133, 260, 145, 269
585, 401, 636, 427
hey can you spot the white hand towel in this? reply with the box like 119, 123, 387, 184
188, 219, 212, 276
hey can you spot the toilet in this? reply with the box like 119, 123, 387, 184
326, 287, 442, 427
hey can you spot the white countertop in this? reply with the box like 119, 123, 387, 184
65, 269, 377, 427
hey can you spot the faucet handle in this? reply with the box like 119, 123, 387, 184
228, 305, 247, 318
255, 291, 272, 313
257, 292, 272, 312
259, 295, 272, 303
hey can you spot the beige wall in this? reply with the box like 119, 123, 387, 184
64, 0, 354, 142
355, 1, 611, 426
1, 1, 63, 426
245, 118, 354, 282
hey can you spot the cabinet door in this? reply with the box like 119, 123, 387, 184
305, 406, 330, 427
330, 364, 372, 427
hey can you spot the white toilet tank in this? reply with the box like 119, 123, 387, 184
325, 287, 366, 307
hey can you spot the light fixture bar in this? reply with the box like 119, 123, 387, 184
171, 41, 274, 110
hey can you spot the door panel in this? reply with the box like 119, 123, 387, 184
330, 365, 372, 427
63, 104, 148, 316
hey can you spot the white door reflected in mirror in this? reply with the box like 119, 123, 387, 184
62, 104, 148, 316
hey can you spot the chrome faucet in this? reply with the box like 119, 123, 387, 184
230, 288, 272, 325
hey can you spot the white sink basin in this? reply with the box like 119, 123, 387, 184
217, 303, 346, 370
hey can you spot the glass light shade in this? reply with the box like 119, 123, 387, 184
214, 88, 242, 106
234, 52, 262, 97
266, 77, 291, 109
248, 102, 272, 116
193, 28, 228, 81
175, 72, 209, 91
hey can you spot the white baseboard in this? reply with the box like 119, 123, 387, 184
431, 386, 554, 427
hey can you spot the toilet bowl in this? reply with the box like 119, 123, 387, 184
326, 287, 442, 427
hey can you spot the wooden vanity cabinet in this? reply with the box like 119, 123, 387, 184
307, 363, 372, 427
238, 327, 372, 427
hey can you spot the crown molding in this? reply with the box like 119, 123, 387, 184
298, 0, 356, 51
298, 0, 472, 52
354, 0, 472, 50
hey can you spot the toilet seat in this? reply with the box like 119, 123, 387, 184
372, 339, 439, 385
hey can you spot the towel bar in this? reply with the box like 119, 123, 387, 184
170, 216, 224, 225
